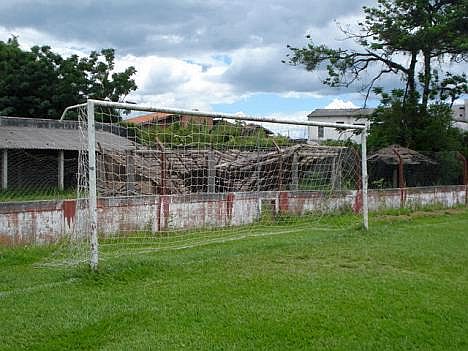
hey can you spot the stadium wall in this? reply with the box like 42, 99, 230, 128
0, 185, 466, 245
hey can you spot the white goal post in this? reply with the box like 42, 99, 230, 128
65, 99, 369, 270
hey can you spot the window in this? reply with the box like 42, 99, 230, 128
336, 121, 344, 124
318, 126, 324, 138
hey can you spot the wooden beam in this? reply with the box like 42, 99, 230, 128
207, 149, 216, 193
292, 153, 299, 191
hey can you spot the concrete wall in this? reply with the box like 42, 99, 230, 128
452, 100, 468, 123
307, 116, 363, 144
0, 185, 466, 246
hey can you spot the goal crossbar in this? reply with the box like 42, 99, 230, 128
63, 99, 367, 131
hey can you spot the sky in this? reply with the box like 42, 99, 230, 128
0, 0, 465, 123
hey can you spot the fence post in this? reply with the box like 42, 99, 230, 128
457, 152, 468, 206
87, 100, 99, 271
392, 147, 406, 208
457, 152, 468, 185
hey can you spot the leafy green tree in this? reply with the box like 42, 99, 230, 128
0, 37, 137, 119
285, 0, 467, 108
367, 88, 464, 152
285, 0, 467, 153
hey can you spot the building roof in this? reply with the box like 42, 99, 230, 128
308, 108, 375, 118
367, 145, 437, 165
0, 116, 135, 151
125, 112, 174, 124
126, 111, 213, 125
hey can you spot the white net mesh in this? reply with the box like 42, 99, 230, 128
70, 102, 365, 265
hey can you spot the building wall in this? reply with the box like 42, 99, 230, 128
0, 185, 466, 246
307, 116, 364, 144
452, 100, 468, 122
452, 100, 468, 131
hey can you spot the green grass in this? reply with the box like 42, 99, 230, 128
0, 188, 76, 202
1, 209, 468, 350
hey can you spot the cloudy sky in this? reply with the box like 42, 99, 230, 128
2, 0, 459, 122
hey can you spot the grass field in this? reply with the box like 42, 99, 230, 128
1, 209, 467, 350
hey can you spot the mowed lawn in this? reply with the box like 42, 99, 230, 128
1, 209, 467, 350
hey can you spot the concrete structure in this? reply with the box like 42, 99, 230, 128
308, 99, 468, 143
0, 186, 465, 245
0, 116, 134, 192
307, 108, 374, 143
452, 99, 468, 131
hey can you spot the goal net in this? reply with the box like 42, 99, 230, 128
70, 100, 368, 268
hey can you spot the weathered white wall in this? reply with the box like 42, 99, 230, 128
307, 116, 363, 144
0, 185, 466, 245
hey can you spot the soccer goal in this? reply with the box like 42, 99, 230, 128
65, 99, 368, 269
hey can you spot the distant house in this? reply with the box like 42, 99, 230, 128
452, 99, 468, 131
308, 99, 468, 144
307, 108, 374, 144
126, 111, 213, 129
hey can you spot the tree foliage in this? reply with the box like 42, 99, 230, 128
367, 88, 465, 152
285, 0, 467, 107
0, 37, 137, 119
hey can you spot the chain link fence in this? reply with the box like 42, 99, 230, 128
0, 149, 78, 202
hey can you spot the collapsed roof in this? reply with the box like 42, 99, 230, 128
367, 145, 437, 165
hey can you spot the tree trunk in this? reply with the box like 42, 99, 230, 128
422, 50, 432, 109
405, 51, 418, 106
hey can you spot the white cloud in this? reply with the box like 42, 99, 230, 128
325, 98, 358, 109
222, 45, 332, 94
115, 54, 240, 111
0, 25, 93, 56
279, 91, 323, 99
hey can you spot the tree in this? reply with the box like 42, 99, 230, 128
367, 88, 465, 152
0, 37, 137, 119
285, 0, 467, 108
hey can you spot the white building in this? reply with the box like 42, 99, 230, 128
307, 108, 374, 144
452, 99, 468, 131
308, 100, 468, 144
